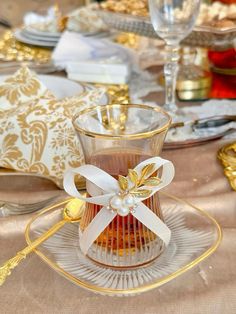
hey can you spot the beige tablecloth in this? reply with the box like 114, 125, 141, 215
0, 137, 235, 314
0, 15, 235, 306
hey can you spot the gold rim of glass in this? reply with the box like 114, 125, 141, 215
72, 104, 172, 140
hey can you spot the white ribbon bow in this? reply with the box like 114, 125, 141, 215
63, 157, 175, 255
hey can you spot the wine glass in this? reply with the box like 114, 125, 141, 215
149, 0, 201, 113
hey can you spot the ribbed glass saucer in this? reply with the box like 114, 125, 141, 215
25, 192, 221, 296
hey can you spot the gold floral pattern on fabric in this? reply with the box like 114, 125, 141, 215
0, 67, 50, 109
0, 68, 106, 188
0, 134, 23, 169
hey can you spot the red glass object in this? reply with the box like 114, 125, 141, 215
212, 0, 236, 4
210, 72, 236, 98
208, 48, 236, 98
208, 49, 236, 69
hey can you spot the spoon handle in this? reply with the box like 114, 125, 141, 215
0, 220, 66, 286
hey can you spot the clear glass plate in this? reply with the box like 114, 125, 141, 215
25, 192, 221, 296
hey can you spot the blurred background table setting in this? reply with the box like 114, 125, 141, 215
0, 0, 235, 313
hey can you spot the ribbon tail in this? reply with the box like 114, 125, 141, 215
79, 207, 116, 255
132, 203, 171, 247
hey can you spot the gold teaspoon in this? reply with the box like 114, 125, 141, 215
0, 198, 84, 286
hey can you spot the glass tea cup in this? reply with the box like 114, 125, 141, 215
73, 104, 171, 268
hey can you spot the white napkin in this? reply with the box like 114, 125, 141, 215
52, 31, 131, 84
67, 5, 107, 33
23, 7, 56, 26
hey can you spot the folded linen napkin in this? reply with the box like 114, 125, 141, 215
52, 31, 131, 84
24, 6, 56, 26
67, 5, 108, 33
24, 4, 107, 34
0, 67, 106, 188
23, 6, 61, 33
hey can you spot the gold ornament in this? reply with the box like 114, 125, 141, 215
218, 142, 236, 191
0, 31, 51, 63
117, 163, 161, 198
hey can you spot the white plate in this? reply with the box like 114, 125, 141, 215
14, 29, 57, 47
15, 28, 111, 48
24, 26, 105, 38
41, 75, 85, 98
23, 26, 61, 39
22, 29, 60, 43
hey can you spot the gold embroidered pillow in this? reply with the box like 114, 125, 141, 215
0, 78, 106, 188
0, 67, 52, 111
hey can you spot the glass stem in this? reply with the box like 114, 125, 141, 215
163, 44, 180, 113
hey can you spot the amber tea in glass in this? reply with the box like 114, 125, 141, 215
73, 104, 171, 268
